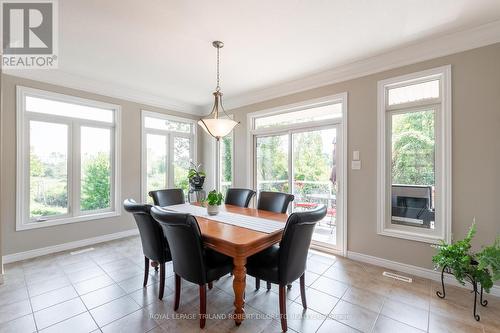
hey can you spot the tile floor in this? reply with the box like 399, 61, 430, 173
0, 236, 499, 333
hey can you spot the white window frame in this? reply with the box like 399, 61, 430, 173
141, 110, 197, 202
16, 86, 122, 231
377, 65, 452, 244
215, 115, 234, 193
246, 93, 348, 256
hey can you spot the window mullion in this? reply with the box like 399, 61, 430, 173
167, 134, 174, 188
72, 122, 81, 217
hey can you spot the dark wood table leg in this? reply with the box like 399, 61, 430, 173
232, 256, 247, 325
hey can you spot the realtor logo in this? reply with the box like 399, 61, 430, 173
1, 0, 58, 68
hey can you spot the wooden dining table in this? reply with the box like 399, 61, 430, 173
187, 203, 288, 325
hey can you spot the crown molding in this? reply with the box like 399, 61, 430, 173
4, 20, 500, 114
219, 20, 500, 110
2, 69, 205, 115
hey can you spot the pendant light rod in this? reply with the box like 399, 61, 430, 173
198, 40, 239, 141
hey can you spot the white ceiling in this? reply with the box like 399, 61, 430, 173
6, 0, 500, 113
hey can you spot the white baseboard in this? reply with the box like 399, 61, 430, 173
2, 229, 139, 264
347, 251, 500, 298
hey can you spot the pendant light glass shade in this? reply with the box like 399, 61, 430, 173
198, 41, 239, 141
198, 118, 238, 139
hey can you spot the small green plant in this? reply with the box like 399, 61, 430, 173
432, 223, 500, 293
205, 190, 223, 206
187, 162, 206, 180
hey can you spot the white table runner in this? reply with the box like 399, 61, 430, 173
163, 203, 285, 234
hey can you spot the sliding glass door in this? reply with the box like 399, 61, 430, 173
292, 127, 338, 247
256, 134, 289, 193
254, 125, 341, 250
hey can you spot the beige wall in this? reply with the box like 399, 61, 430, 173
0, 74, 201, 256
0, 71, 3, 279
223, 43, 500, 270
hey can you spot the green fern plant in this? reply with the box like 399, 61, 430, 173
432, 223, 500, 293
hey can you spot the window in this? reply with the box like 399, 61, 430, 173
254, 103, 342, 129
141, 111, 197, 202
215, 115, 234, 194
377, 66, 452, 244
17, 86, 121, 230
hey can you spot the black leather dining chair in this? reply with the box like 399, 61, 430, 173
256, 191, 295, 289
246, 205, 326, 332
225, 188, 256, 208
149, 188, 185, 206
150, 207, 233, 329
257, 191, 295, 214
123, 199, 171, 300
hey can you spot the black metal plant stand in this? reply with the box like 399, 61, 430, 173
436, 265, 488, 321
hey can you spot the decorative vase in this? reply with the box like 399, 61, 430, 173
207, 204, 219, 216
189, 175, 205, 191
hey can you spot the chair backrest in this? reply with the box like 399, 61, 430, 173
278, 205, 327, 285
225, 188, 256, 208
123, 199, 169, 263
149, 188, 185, 206
257, 191, 295, 214
150, 206, 207, 285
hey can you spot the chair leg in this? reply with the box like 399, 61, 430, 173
174, 274, 181, 310
143, 257, 150, 287
279, 285, 287, 332
208, 282, 213, 290
300, 273, 307, 309
255, 277, 260, 290
199, 284, 207, 329
266, 281, 271, 291
158, 263, 165, 300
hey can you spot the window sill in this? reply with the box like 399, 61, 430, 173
377, 227, 446, 244
16, 211, 121, 231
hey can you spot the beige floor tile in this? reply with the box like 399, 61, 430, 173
31, 285, 78, 311
341, 286, 385, 313
428, 312, 484, 333
68, 266, 106, 284
0, 314, 36, 333
0, 286, 29, 307
286, 302, 326, 333
247, 289, 294, 316
28, 276, 71, 297
386, 284, 430, 310
299, 288, 339, 315
128, 283, 169, 307
305, 259, 332, 275
317, 318, 361, 333
39, 312, 98, 333
74, 275, 116, 295
0, 299, 32, 325
90, 295, 141, 327
107, 266, 145, 283
380, 299, 429, 331
310, 275, 349, 298
330, 300, 378, 333
81, 284, 127, 309
101, 309, 158, 333
34, 298, 87, 330
373, 315, 426, 333
308, 253, 337, 266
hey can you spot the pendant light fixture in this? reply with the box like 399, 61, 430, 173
198, 41, 239, 141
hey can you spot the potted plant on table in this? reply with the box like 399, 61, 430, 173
204, 190, 224, 216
